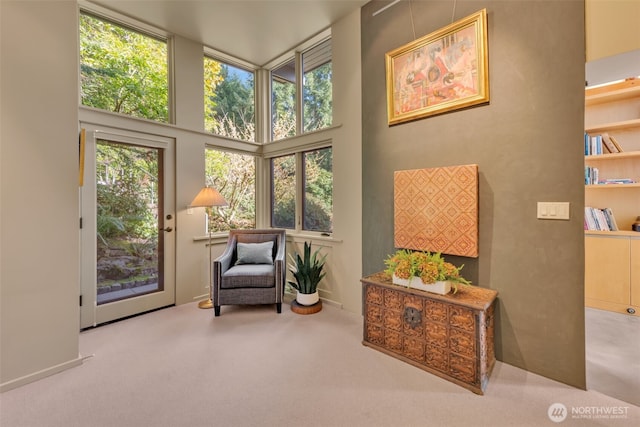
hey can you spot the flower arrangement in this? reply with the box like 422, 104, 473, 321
384, 249, 471, 293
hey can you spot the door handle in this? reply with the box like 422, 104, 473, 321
160, 227, 173, 232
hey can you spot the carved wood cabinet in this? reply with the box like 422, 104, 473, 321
361, 273, 498, 394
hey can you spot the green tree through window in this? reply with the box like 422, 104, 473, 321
303, 62, 332, 133
79, 13, 168, 122
304, 148, 333, 232
205, 149, 256, 232
204, 58, 255, 142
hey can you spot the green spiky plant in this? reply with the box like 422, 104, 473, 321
288, 242, 327, 294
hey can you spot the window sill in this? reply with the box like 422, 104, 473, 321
192, 233, 229, 246
286, 231, 342, 244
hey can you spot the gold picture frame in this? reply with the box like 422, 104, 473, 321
385, 9, 489, 125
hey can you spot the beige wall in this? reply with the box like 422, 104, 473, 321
1, 1, 82, 389
586, 0, 640, 61
361, 0, 586, 388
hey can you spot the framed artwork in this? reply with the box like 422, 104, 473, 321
385, 9, 489, 125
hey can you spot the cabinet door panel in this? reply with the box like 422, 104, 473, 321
585, 236, 630, 304
631, 239, 640, 308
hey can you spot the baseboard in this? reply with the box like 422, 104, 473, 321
0, 356, 83, 393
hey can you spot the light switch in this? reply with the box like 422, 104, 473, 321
537, 202, 570, 220
187, 208, 194, 215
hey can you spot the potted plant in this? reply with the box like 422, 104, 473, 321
384, 249, 471, 295
288, 241, 327, 306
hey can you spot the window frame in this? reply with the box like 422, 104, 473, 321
266, 140, 333, 235
266, 30, 332, 143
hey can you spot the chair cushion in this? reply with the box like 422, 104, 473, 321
221, 264, 275, 289
235, 241, 274, 265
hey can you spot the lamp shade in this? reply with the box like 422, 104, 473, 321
190, 187, 228, 208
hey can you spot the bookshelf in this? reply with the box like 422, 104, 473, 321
584, 78, 640, 317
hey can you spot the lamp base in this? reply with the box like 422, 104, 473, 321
198, 298, 214, 309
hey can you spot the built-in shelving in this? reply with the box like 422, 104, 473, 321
584, 77, 640, 316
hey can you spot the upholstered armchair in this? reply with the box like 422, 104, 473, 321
212, 229, 286, 316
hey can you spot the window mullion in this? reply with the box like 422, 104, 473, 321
295, 51, 303, 137
295, 152, 304, 231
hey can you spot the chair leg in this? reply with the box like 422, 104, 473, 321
214, 306, 221, 317
276, 303, 282, 313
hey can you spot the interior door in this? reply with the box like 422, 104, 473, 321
80, 126, 175, 329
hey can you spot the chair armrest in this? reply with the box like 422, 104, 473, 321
214, 236, 236, 275
274, 236, 286, 263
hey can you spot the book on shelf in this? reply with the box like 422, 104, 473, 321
609, 135, 624, 152
599, 178, 636, 184
584, 133, 625, 155
603, 208, 619, 231
584, 206, 619, 231
584, 166, 599, 184
600, 133, 619, 153
584, 133, 604, 156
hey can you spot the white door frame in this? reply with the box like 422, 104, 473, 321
80, 124, 176, 329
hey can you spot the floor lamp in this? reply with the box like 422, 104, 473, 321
190, 187, 227, 309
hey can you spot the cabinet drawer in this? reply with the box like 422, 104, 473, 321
450, 328, 476, 358
449, 305, 475, 332
450, 353, 476, 384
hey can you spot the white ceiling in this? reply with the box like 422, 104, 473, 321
89, 0, 370, 66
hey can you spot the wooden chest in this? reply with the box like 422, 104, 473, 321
361, 272, 498, 394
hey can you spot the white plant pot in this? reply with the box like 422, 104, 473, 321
392, 274, 451, 295
296, 290, 320, 306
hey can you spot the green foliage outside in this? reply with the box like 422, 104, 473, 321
303, 62, 333, 132
304, 148, 333, 232
79, 13, 168, 123
272, 79, 296, 140
205, 150, 256, 232
271, 149, 333, 233
204, 58, 255, 141
271, 155, 296, 229
96, 142, 159, 285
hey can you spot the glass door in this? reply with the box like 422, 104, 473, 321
80, 127, 175, 329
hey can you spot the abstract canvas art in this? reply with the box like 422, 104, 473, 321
394, 164, 479, 257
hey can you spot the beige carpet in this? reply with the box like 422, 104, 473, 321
1, 302, 638, 427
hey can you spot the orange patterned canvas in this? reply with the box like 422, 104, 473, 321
394, 164, 478, 257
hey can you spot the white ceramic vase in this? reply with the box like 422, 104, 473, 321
296, 290, 320, 306
392, 274, 451, 295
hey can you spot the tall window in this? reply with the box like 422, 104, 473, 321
270, 147, 333, 233
271, 59, 296, 141
303, 148, 333, 232
303, 39, 332, 133
79, 13, 169, 123
271, 155, 296, 229
270, 38, 332, 141
205, 149, 256, 232
204, 57, 255, 142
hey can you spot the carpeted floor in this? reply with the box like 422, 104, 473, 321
1, 302, 638, 427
